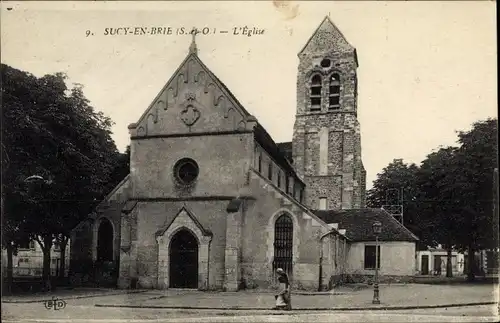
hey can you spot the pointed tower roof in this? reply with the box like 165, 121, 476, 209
298, 16, 355, 56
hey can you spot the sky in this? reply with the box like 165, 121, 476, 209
1, 1, 497, 189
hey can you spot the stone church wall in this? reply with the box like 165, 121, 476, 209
240, 169, 347, 291
117, 131, 253, 290
130, 134, 253, 199
127, 200, 229, 290
294, 112, 363, 209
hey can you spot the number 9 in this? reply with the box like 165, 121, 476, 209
86, 30, 91, 37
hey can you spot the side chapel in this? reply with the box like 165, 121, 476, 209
70, 17, 419, 291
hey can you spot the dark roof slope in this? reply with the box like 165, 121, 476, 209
277, 142, 293, 163
254, 126, 302, 184
312, 208, 419, 242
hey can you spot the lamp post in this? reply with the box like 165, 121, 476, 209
24, 175, 52, 185
372, 221, 382, 304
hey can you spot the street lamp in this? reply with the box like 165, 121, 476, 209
372, 221, 382, 305
24, 175, 52, 185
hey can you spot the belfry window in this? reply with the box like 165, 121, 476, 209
329, 73, 341, 110
310, 74, 322, 112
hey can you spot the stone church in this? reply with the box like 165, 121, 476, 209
70, 17, 418, 291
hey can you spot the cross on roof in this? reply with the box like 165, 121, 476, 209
189, 29, 198, 55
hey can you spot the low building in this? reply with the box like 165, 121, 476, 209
1, 239, 70, 278
314, 209, 419, 283
416, 246, 465, 276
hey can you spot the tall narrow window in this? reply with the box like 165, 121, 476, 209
285, 175, 290, 194
254, 145, 259, 168
268, 161, 273, 180
258, 153, 262, 173
319, 198, 327, 210
354, 76, 358, 98
273, 214, 293, 277
277, 170, 281, 188
310, 74, 322, 112
329, 73, 341, 110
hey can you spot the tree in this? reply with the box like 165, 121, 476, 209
367, 118, 497, 280
366, 159, 431, 250
418, 147, 462, 277
2, 64, 121, 288
109, 145, 130, 186
1, 65, 47, 292
453, 118, 498, 280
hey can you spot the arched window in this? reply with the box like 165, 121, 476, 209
329, 73, 341, 110
273, 214, 293, 277
97, 218, 114, 262
310, 74, 322, 112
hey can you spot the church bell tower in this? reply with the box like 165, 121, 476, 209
292, 16, 366, 210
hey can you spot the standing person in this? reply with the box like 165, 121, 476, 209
274, 268, 292, 310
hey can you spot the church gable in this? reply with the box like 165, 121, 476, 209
299, 16, 354, 57
129, 45, 252, 138
155, 206, 212, 238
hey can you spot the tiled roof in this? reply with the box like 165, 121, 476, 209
312, 208, 419, 242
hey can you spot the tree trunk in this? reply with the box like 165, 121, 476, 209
5, 242, 14, 294
467, 245, 476, 282
58, 236, 69, 280
446, 246, 453, 277
39, 235, 53, 291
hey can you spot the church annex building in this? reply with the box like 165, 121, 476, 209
70, 17, 419, 291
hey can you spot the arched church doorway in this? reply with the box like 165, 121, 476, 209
97, 218, 114, 261
169, 229, 199, 288
273, 214, 293, 277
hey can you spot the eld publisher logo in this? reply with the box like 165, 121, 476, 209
43, 297, 67, 311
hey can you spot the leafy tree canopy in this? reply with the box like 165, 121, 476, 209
367, 118, 498, 254
1, 64, 124, 249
